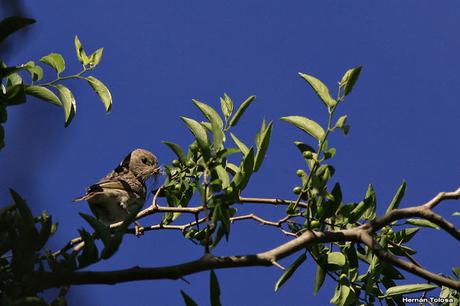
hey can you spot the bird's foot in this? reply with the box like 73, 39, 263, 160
135, 222, 144, 237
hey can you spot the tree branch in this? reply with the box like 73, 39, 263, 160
35, 228, 358, 290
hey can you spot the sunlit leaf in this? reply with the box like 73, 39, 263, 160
281, 116, 325, 141
74, 35, 89, 65
181, 117, 210, 160
55, 84, 76, 127
24, 85, 61, 106
40, 53, 65, 74
384, 283, 437, 297
254, 121, 273, 172
386, 180, 406, 214
162, 141, 187, 164
340, 66, 362, 96
230, 133, 249, 156
299, 72, 336, 107
86, 76, 112, 112
406, 218, 439, 229
229, 95, 255, 127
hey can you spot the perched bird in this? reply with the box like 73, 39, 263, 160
74, 149, 159, 230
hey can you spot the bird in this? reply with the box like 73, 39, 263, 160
74, 148, 159, 234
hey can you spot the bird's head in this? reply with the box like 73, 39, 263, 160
121, 148, 159, 180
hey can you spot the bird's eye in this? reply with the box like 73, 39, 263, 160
141, 157, 149, 165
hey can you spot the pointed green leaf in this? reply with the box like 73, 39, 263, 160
89, 48, 104, 67
40, 53, 65, 74
299, 72, 336, 107
314, 264, 326, 295
229, 95, 255, 127
340, 66, 362, 96
192, 99, 223, 128
254, 121, 273, 172
386, 181, 406, 214
181, 117, 210, 159
25, 85, 61, 106
210, 270, 222, 306
215, 165, 230, 189
86, 76, 112, 112
55, 84, 76, 127
281, 116, 325, 141
275, 253, 307, 291
334, 115, 347, 129
162, 141, 187, 164
230, 133, 249, 155
406, 218, 439, 229
384, 283, 437, 297
180, 290, 198, 306
220, 93, 233, 122
452, 212, 460, 217
74, 35, 89, 65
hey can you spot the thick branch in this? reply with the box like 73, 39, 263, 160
36, 228, 358, 290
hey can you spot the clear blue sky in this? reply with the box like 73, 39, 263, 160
1, 1, 460, 305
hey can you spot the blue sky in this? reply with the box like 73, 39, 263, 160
1, 1, 460, 305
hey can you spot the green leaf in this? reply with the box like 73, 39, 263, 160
210, 270, 222, 306
27, 65, 44, 81
294, 141, 316, 154
86, 76, 112, 112
340, 66, 362, 96
384, 283, 437, 297
77, 229, 99, 268
0, 17, 36, 43
74, 35, 89, 65
406, 218, 439, 229
299, 72, 336, 107
40, 53, 65, 74
452, 212, 460, 217
214, 165, 230, 189
230, 133, 249, 155
275, 253, 307, 291
89, 48, 104, 67
220, 93, 233, 122
162, 141, 187, 164
180, 290, 198, 306
181, 117, 210, 159
55, 84, 76, 127
229, 95, 255, 127
362, 184, 377, 221
314, 264, 326, 295
334, 115, 347, 129
10, 189, 38, 238
79, 213, 111, 246
386, 180, 406, 214
281, 115, 325, 141
254, 121, 273, 172
24, 85, 61, 106
327, 252, 346, 268
192, 99, 224, 129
